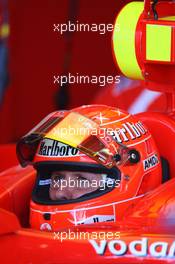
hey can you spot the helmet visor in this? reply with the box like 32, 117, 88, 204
17, 111, 129, 168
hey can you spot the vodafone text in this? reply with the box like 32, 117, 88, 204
89, 238, 175, 258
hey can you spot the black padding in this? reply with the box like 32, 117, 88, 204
32, 162, 121, 205
161, 157, 170, 183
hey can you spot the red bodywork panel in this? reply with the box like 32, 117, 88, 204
0, 144, 18, 172
0, 167, 175, 263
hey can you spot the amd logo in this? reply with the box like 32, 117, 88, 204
143, 154, 159, 171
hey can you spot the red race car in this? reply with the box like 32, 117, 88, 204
0, 103, 175, 263
0, 0, 175, 263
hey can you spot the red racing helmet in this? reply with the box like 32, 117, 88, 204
17, 105, 162, 231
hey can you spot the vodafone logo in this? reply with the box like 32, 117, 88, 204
89, 238, 175, 258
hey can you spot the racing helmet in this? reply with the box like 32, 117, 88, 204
16, 105, 162, 231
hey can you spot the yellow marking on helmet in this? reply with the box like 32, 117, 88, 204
113, 2, 144, 80
146, 24, 172, 62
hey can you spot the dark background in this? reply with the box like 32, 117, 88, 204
0, 0, 139, 143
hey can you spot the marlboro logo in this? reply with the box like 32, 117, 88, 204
110, 121, 148, 143
38, 139, 79, 157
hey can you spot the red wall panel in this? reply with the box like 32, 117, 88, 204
0, 0, 131, 143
